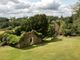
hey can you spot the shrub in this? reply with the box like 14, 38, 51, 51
47, 25, 55, 37
7, 34, 20, 45
64, 29, 72, 36
0, 33, 20, 46
14, 26, 22, 36
34, 31, 43, 38
6, 26, 13, 30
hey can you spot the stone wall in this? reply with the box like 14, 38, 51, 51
16, 30, 42, 48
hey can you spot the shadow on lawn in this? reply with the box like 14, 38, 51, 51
20, 38, 62, 50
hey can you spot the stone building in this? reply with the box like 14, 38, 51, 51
16, 30, 42, 48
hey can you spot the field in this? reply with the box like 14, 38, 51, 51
0, 36, 80, 60
0, 31, 5, 35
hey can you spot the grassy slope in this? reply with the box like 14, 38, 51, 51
0, 31, 5, 35
0, 36, 80, 60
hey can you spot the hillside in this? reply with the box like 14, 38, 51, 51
0, 36, 80, 60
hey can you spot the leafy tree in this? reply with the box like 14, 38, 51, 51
29, 14, 48, 36
72, 0, 80, 35
15, 14, 48, 37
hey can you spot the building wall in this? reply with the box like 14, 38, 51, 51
16, 31, 41, 48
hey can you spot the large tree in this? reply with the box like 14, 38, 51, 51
29, 14, 48, 36
15, 14, 48, 36
72, 0, 80, 35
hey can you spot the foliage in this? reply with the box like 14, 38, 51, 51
47, 16, 58, 23
14, 26, 23, 36
29, 14, 48, 36
14, 14, 48, 37
34, 31, 43, 38
0, 33, 20, 46
47, 25, 55, 37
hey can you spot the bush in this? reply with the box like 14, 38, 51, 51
47, 25, 55, 37
34, 31, 43, 38
6, 26, 13, 30
64, 29, 72, 36
14, 26, 22, 36
0, 33, 20, 46
7, 34, 20, 45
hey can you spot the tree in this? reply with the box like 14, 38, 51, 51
15, 14, 48, 37
72, 0, 80, 35
29, 14, 48, 36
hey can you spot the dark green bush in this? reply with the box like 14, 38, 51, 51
47, 25, 55, 37
14, 26, 23, 36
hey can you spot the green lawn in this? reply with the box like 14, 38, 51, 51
0, 36, 80, 60
0, 31, 5, 35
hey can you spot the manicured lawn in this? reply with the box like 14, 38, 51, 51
0, 36, 80, 60
0, 31, 5, 35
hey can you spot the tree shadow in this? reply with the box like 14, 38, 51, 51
20, 38, 62, 50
